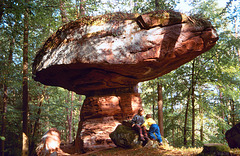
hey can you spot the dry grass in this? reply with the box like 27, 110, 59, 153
230, 148, 240, 155
72, 145, 203, 156
70, 145, 240, 156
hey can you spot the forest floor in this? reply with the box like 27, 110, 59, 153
60, 144, 240, 156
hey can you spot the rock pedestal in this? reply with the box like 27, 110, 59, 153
79, 91, 142, 152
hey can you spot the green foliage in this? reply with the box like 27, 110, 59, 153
0, 0, 239, 154
0, 136, 5, 141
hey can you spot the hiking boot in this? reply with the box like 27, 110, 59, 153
158, 142, 163, 146
144, 136, 150, 141
140, 136, 145, 141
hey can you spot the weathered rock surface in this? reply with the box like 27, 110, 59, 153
109, 124, 143, 148
32, 10, 218, 95
225, 122, 240, 148
109, 121, 163, 149
79, 93, 142, 151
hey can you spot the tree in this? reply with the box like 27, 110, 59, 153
60, 0, 69, 24
183, 87, 191, 145
0, 37, 13, 156
157, 82, 164, 137
0, 0, 3, 22
22, 0, 29, 155
191, 60, 196, 146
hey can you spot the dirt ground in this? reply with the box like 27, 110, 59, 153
59, 144, 202, 156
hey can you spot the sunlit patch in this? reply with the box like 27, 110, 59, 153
36, 128, 61, 156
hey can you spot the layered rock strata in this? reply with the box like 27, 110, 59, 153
32, 10, 218, 95
80, 92, 142, 151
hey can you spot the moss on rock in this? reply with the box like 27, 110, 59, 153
198, 143, 230, 156
110, 124, 142, 149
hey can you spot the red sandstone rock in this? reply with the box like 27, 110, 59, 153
32, 10, 218, 95
80, 93, 142, 151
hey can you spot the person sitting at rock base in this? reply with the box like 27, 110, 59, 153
142, 114, 163, 145
131, 108, 149, 141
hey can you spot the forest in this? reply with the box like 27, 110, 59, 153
0, 0, 240, 155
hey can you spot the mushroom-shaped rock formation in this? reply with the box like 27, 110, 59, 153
32, 10, 218, 152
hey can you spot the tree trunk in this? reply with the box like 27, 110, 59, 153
171, 106, 174, 146
157, 82, 164, 137
171, 92, 175, 146
230, 99, 235, 126
22, 0, 29, 155
218, 86, 226, 134
152, 82, 155, 120
76, 0, 79, 18
155, 0, 160, 10
1, 84, 7, 156
235, 18, 240, 63
199, 101, 204, 142
0, 34, 13, 156
191, 60, 195, 147
60, 0, 69, 24
183, 87, 191, 145
75, 103, 84, 153
0, 0, 3, 22
198, 90, 203, 142
65, 91, 69, 142
29, 89, 44, 156
79, 0, 86, 17
68, 91, 74, 143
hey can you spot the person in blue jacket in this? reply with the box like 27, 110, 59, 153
131, 108, 149, 141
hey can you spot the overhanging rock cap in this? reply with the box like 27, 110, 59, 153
32, 10, 218, 95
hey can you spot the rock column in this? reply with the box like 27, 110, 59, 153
78, 88, 142, 152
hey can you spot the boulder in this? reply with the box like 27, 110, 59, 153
109, 123, 145, 148
225, 122, 240, 148
198, 143, 230, 156
109, 120, 162, 149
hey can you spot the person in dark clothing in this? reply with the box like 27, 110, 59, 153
131, 108, 149, 141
